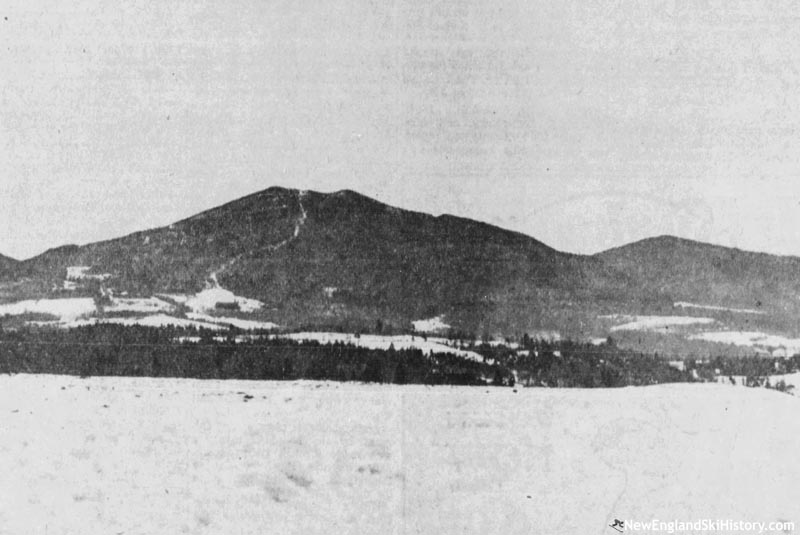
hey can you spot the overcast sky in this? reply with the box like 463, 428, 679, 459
2, 0, 800, 260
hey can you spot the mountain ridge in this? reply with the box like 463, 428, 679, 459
9, 188, 798, 262
596, 234, 800, 261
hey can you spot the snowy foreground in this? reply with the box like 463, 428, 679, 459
1, 376, 798, 534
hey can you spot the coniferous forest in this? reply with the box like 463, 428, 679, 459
2, 323, 796, 389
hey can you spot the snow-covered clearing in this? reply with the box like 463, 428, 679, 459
187, 313, 280, 331
66, 266, 112, 281
412, 316, 450, 333
674, 301, 765, 315
164, 287, 264, 314
0, 298, 97, 321
280, 332, 486, 362
690, 331, 800, 356
602, 315, 715, 332
104, 297, 174, 314
0, 376, 797, 534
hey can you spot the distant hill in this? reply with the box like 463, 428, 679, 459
594, 236, 800, 321
3, 187, 800, 343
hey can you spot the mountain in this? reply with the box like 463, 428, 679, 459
0, 253, 18, 276
3, 187, 800, 342
7, 188, 613, 334
595, 236, 800, 322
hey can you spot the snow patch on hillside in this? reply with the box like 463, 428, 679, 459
0, 298, 97, 321
603, 315, 715, 332
412, 316, 450, 333
280, 332, 486, 362
674, 301, 765, 315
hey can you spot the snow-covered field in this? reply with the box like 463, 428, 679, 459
0, 376, 797, 534
0, 298, 97, 321
1, 285, 273, 330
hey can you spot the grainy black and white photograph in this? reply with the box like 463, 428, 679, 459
1, 1, 800, 533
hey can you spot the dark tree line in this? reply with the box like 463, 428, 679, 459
468, 336, 800, 389
687, 354, 800, 378
468, 338, 691, 387
2, 324, 798, 389
0, 325, 506, 386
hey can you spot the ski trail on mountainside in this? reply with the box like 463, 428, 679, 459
207, 190, 308, 288
266, 190, 307, 251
